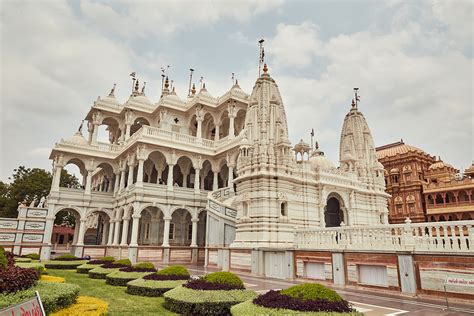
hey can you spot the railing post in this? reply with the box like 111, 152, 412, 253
402, 217, 415, 251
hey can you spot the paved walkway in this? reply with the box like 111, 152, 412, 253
156, 263, 474, 316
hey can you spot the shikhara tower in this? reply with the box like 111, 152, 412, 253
231, 64, 388, 249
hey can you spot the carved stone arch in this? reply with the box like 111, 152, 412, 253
124, 204, 135, 219
53, 205, 83, 218
137, 203, 165, 215
324, 191, 347, 227
84, 207, 113, 219
93, 161, 118, 175
170, 205, 193, 218
115, 207, 125, 220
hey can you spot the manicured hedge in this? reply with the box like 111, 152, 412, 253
126, 278, 187, 297
105, 271, 154, 286
203, 271, 244, 289
163, 286, 257, 315
51, 296, 108, 316
88, 267, 121, 279
23, 253, 40, 260
113, 259, 132, 266
157, 265, 190, 277
0, 247, 7, 269
134, 262, 156, 270
76, 263, 104, 274
0, 281, 79, 314
15, 262, 47, 275
281, 283, 343, 302
231, 300, 363, 316
53, 254, 81, 261
45, 260, 87, 269
14, 257, 32, 263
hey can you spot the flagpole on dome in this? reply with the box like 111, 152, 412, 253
258, 39, 265, 77
310, 129, 314, 151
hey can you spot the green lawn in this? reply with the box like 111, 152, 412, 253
48, 269, 176, 315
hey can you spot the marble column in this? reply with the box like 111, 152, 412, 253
127, 163, 134, 188
119, 169, 126, 191
162, 218, 171, 247
136, 159, 145, 187
194, 168, 201, 193
190, 218, 198, 247
113, 220, 121, 245
85, 170, 93, 194
212, 171, 218, 191
51, 165, 63, 191
228, 165, 234, 188
76, 219, 87, 246
214, 124, 220, 141
120, 218, 130, 246
107, 220, 115, 245
129, 215, 141, 247
125, 124, 131, 140
113, 172, 120, 196
167, 164, 174, 190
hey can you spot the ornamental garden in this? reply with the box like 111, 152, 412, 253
0, 247, 362, 315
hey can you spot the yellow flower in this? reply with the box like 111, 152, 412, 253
40, 275, 65, 283
51, 296, 108, 316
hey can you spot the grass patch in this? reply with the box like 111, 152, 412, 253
48, 269, 176, 315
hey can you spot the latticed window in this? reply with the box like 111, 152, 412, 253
169, 223, 175, 240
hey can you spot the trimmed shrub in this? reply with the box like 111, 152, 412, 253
202, 271, 244, 289
53, 254, 80, 261
45, 260, 87, 269
41, 275, 65, 283
231, 300, 364, 316
280, 283, 343, 302
134, 262, 156, 270
15, 262, 46, 275
0, 281, 79, 314
143, 273, 189, 281
185, 278, 243, 291
14, 257, 32, 263
163, 286, 257, 315
253, 290, 356, 313
0, 266, 39, 294
5, 251, 15, 267
113, 259, 132, 266
126, 278, 187, 297
51, 296, 108, 316
88, 267, 121, 279
105, 271, 154, 286
99, 256, 115, 262
24, 253, 40, 260
157, 265, 190, 277
76, 263, 104, 274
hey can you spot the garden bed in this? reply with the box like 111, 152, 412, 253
51, 296, 108, 316
105, 270, 154, 286
45, 260, 87, 269
15, 262, 47, 275
164, 286, 256, 315
231, 300, 363, 315
0, 281, 80, 314
76, 263, 104, 274
127, 278, 188, 297
88, 266, 121, 279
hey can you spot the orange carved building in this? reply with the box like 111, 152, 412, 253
375, 140, 473, 223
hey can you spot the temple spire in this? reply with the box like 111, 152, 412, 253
108, 83, 116, 97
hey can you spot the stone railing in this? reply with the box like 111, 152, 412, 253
211, 186, 235, 202
59, 139, 121, 153
295, 220, 474, 253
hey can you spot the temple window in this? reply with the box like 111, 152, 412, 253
187, 224, 192, 240
169, 223, 175, 240
242, 202, 248, 217
280, 202, 288, 216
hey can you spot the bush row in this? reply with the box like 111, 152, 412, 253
0, 266, 39, 294
88, 267, 121, 279
76, 263, 103, 274
126, 278, 187, 297
105, 271, 153, 286
45, 260, 87, 269
15, 262, 47, 275
0, 281, 79, 314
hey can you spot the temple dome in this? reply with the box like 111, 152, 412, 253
309, 151, 334, 170
66, 131, 87, 145
429, 161, 455, 171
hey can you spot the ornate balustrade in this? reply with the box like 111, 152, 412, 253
295, 220, 474, 253
207, 188, 238, 220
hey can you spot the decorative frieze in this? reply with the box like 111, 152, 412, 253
0, 220, 18, 230
27, 209, 47, 218
0, 233, 16, 242
22, 234, 43, 243
24, 221, 46, 231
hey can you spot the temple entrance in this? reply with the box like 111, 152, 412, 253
325, 197, 343, 227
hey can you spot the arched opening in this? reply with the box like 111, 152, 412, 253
197, 210, 207, 247
62, 159, 86, 189
52, 208, 80, 255
280, 202, 288, 217
176, 156, 194, 188
427, 195, 434, 205
145, 151, 168, 185
84, 211, 111, 245
439, 215, 446, 222
96, 117, 120, 144
461, 213, 471, 220
325, 195, 344, 227
458, 190, 469, 203
202, 113, 216, 140
234, 109, 246, 136
138, 206, 164, 245
92, 162, 115, 193
218, 163, 228, 188
130, 117, 150, 136
219, 110, 230, 138
201, 160, 214, 191
170, 208, 192, 246
435, 193, 444, 204
445, 192, 456, 204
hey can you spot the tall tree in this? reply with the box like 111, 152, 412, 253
0, 166, 79, 218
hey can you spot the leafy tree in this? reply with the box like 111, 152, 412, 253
0, 166, 79, 218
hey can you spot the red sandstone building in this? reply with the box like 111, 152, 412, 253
376, 141, 473, 223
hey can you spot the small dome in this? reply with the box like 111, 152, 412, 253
309, 150, 334, 170
390, 168, 399, 174
67, 131, 87, 145
132, 95, 153, 106
429, 161, 455, 171
99, 95, 120, 107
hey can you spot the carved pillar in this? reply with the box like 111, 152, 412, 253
136, 159, 145, 187
129, 214, 141, 247
107, 220, 115, 245
127, 163, 134, 188
85, 169, 93, 195
191, 218, 198, 247
167, 164, 175, 190
196, 118, 203, 140
228, 102, 236, 139
214, 123, 220, 141
51, 164, 63, 192
113, 219, 121, 246
194, 168, 201, 193
228, 165, 234, 188
76, 219, 87, 246
162, 217, 171, 247
119, 169, 126, 191
182, 172, 188, 188
212, 170, 219, 191
113, 172, 120, 196
120, 218, 130, 246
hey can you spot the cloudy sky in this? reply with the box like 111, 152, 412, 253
0, 0, 472, 181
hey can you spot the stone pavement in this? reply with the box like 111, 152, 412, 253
156, 263, 474, 316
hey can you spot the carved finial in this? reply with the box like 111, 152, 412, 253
191, 83, 196, 95
263, 63, 268, 73
135, 79, 140, 92
141, 82, 146, 95
235, 79, 239, 86
172, 86, 176, 94
164, 76, 169, 89
351, 99, 356, 109
108, 83, 116, 97
202, 83, 206, 90
353, 87, 360, 109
